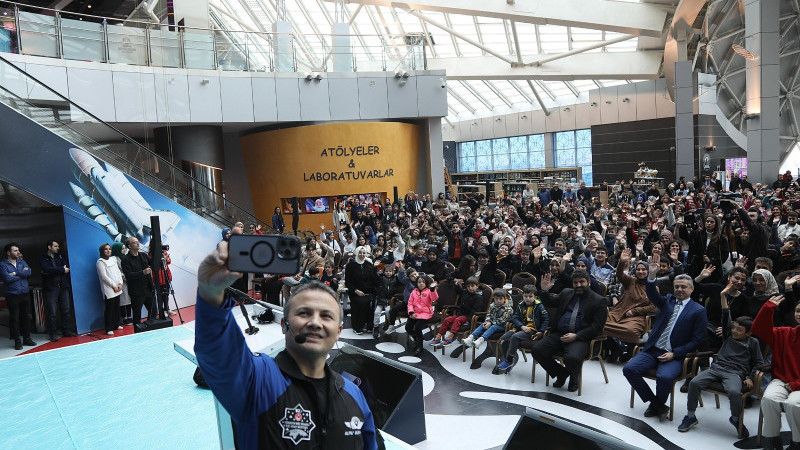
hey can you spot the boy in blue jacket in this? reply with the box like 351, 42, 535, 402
494, 284, 549, 374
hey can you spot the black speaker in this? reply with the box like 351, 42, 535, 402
133, 216, 173, 334
290, 196, 299, 233
150, 216, 162, 281
393, 186, 398, 204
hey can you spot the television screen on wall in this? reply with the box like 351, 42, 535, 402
304, 197, 330, 213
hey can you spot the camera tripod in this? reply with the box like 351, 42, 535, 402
157, 258, 184, 324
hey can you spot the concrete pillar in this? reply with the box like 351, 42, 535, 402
273, 21, 294, 72
427, 117, 445, 195
745, 0, 780, 184
674, 60, 695, 180
154, 125, 225, 211
331, 23, 352, 72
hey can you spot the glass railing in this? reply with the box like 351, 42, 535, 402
0, 1, 427, 73
0, 52, 286, 234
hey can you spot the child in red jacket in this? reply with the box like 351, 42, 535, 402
752, 294, 800, 450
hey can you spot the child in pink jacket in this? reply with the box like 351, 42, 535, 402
405, 275, 438, 355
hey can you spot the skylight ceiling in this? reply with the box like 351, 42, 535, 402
209, 0, 668, 124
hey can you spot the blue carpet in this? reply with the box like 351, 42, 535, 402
0, 326, 219, 450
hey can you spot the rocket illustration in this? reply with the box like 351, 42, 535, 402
68, 147, 180, 246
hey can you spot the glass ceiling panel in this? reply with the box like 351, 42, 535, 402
216, 0, 652, 121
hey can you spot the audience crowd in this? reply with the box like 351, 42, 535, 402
257, 173, 800, 448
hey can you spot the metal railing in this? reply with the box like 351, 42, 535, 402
0, 1, 427, 73
0, 52, 278, 233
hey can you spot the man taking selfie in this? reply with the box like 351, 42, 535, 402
194, 239, 378, 449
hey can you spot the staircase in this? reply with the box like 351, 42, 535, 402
443, 166, 458, 200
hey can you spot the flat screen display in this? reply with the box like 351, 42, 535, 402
304, 197, 330, 213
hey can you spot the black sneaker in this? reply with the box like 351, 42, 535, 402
644, 402, 659, 417
372, 328, 380, 339
14, 339, 22, 350
49, 334, 59, 342
729, 416, 749, 439
677, 415, 698, 432
552, 373, 569, 388
353, 328, 363, 335
22, 338, 37, 346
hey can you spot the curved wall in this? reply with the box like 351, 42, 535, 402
240, 122, 421, 232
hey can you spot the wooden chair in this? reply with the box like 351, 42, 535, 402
543, 335, 609, 395
629, 348, 701, 421
386, 294, 406, 329
444, 261, 456, 274
511, 272, 537, 290
696, 358, 770, 440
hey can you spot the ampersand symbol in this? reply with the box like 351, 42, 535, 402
348, 159, 355, 168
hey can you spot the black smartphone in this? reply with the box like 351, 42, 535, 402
227, 234, 302, 275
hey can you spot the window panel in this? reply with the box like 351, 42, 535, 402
476, 140, 492, 171
529, 134, 545, 152
555, 131, 575, 150
509, 136, 526, 153
493, 138, 509, 170
530, 151, 545, 169
576, 129, 591, 147
556, 150, 575, 167
511, 153, 528, 169
576, 147, 592, 165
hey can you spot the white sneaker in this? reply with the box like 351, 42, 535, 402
106, 331, 114, 336
462, 335, 474, 347
116, 326, 123, 330
385, 325, 397, 335
474, 337, 485, 349
168, 310, 177, 316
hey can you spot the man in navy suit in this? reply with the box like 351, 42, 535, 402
623, 254, 708, 421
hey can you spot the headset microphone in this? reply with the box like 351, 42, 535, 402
284, 322, 307, 344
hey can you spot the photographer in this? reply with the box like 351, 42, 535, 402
736, 205, 770, 272
150, 245, 173, 319
194, 242, 378, 449
677, 212, 729, 284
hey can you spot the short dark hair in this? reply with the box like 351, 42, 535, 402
308, 267, 319, 277
284, 281, 342, 324
522, 284, 538, 295
727, 266, 748, 278
477, 249, 489, 258
754, 257, 773, 270
492, 288, 509, 299
46, 239, 59, 248
4, 242, 19, 255
571, 269, 591, 283
465, 277, 479, 287
734, 316, 753, 332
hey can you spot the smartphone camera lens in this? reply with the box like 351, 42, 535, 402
277, 237, 300, 260
250, 241, 274, 268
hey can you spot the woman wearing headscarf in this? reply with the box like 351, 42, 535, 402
604, 249, 656, 362
111, 242, 132, 325
751, 269, 780, 303
345, 246, 381, 334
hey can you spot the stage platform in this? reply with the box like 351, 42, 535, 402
1, 300, 794, 450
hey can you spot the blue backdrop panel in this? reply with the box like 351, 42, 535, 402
0, 103, 220, 333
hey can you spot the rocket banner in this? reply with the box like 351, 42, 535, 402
0, 103, 220, 332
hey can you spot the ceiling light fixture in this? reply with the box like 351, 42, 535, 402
731, 44, 757, 60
